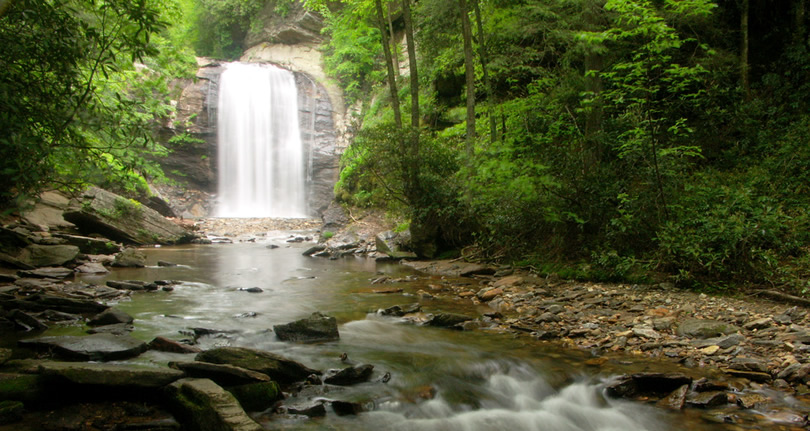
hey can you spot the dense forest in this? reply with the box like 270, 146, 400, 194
2, 0, 809, 294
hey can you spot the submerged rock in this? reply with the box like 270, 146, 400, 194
273, 312, 339, 342
195, 347, 320, 384
227, 381, 283, 412
323, 364, 374, 386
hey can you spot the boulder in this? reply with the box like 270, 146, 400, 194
656, 384, 689, 410
195, 347, 320, 384
227, 381, 283, 412
17, 244, 79, 268
676, 319, 739, 339
273, 312, 339, 343
37, 361, 184, 387
165, 378, 262, 431
19, 191, 75, 231
74, 262, 109, 274
63, 187, 196, 245
17, 267, 73, 279
52, 233, 121, 255
426, 313, 474, 329
1, 294, 108, 314
86, 323, 134, 335
87, 307, 134, 326
375, 230, 414, 258
323, 364, 374, 386
686, 391, 728, 408
403, 260, 495, 277
605, 373, 693, 399
379, 303, 421, 317
0, 373, 44, 402
112, 248, 147, 268
18, 333, 147, 361
8, 310, 48, 331
148, 337, 201, 354
168, 362, 270, 386
107, 279, 155, 290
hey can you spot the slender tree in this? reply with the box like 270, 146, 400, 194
740, 0, 750, 98
471, 0, 496, 143
458, 0, 476, 158
375, 0, 403, 129
401, 0, 420, 196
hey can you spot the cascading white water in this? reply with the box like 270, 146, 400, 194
216, 62, 307, 218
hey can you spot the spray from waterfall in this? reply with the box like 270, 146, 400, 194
216, 62, 307, 218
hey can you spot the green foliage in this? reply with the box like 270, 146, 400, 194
321, 230, 335, 240
0, 0, 187, 206
191, 0, 268, 59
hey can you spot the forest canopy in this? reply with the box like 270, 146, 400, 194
2, 0, 809, 293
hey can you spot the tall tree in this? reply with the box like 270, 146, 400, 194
458, 0, 476, 157
401, 0, 420, 196
375, 0, 403, 129
739, 0, 750, 98
471, 0, 496, 143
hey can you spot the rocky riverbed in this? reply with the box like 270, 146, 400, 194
1, 206, 809, 429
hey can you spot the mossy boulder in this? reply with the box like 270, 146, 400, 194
0, 373, 44, 402
0, 400, 23, 424
273, 312, 339, 343
226, 381, 282, 412
164, 378, 262, 431
195, 347, 319, 384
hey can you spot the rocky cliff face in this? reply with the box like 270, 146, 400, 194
156, 8, 345, 218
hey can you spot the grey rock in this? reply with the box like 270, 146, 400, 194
743, 317, 773, 331
9, 310, 48, 331
274, 312, 339, 342
686, 391, 728, 408
52, 233, 121, 254
324, 364, 374, 386
74, 262, 109, 274
112, 248, 147, 268
87, 307, 134, 326
692, 334, 745, 349
17, 244, 79, 268
18, 333, 147, 361
426, 313, 474, 329
676, 319, 739, 339
86, 323, 135, 335
656, 384, 689, 410
17, 267, 73, 279
169, 361, 270, 386
37, 361, 183, 387
196, 347, 320, 384
728, 357, 768, 373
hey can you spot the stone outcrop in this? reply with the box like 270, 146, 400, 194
63, 187, 196, 245
165, 378, 263, 431
36, 361, 184, 388
195, 347, 320, 384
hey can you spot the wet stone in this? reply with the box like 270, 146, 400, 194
686, 391, 728, 408
18, 333, 147, 361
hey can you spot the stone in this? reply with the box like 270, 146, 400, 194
676, 319, 739, 339
686, 391, 728, 408
632, 327, 661, 339
323, 364, 374, 386
107, 279, 154, 290
426, 313, 474, 329
699, 345, 720, 355
736, 393, 770, 409
656, 384, 689, 410
86, 323, 135, 335
0, 373, 44, 402
331, 400, 365, 416
743, 317, 773, 331
238, 287, 263, 293
375, 230, 412, 256
723, 369, 772, 383
17, 267, 73, 279
493, 275, 523, 288
692, 334, 745, 349
74, 262, 110, 274
0, 400, 23, 424
196, 347, 320, 384
273, 312, 339, 342
0, 349, 10, 366
148, 337, 202, 354
535, 313, 561, 323
112, 248, 147, 268
477, 287, 503, 302
17, 244, 79, 268
1, 294, 108, 314
227, 381, 283, 412
18, 333, 147, 361
302, 245, 326, 256
605, 373, 693, 399
287, 403, 327, 417
63, 187, 197, 245
87, 307, 134, 326
52, 233, 121, 254
168, 362, 270, 386
157, 260, 179, 267
402, 260, 496, 277
9, 310, 48, 331
379, 303, 421, 317
37, 361, 184, 387
728, 357, 769, 373
165, 378, 262, 431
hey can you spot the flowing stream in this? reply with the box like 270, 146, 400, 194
216, 63, 307, 218
56, 233, 750, 431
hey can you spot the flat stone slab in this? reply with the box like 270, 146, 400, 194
37, 361, 184, 387
168, 361, 270, 386
18, 333, 147, 361
403, 260, 495, 277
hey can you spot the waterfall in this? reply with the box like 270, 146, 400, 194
216, 62, 307, 218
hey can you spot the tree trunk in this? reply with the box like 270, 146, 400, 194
458, 0, 476, 158
795, 0, 806, 44
401, 0, 420, 198
386, 3, 400, 76
740, 0, 750, 98
375, 0, 403, 130
472, 0, 496, 144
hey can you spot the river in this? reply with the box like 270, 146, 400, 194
42, 230, 761, 430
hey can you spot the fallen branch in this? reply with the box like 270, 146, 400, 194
751, 289, 810, 307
